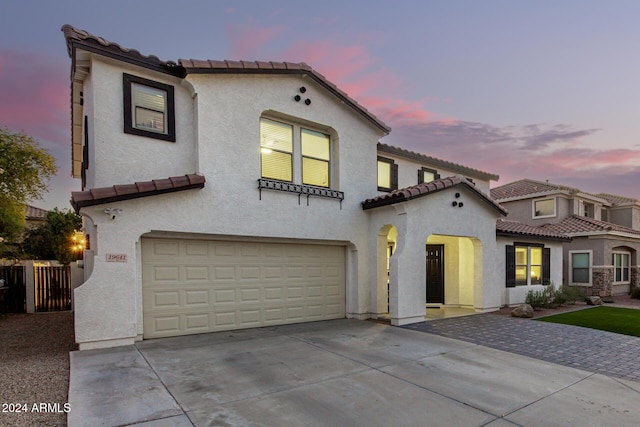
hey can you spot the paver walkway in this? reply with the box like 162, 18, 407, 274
403, 313, 640, 383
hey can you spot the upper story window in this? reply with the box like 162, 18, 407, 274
260, 118, 293, 182
123, 74, 175, 142
301, 129, 330, 187
583, 202, 595, 218
377, 156, 398, 192
613, 252, 630, 284
418, 167, 440, 184
259, 117, 331, 188
532, 198, 556, 219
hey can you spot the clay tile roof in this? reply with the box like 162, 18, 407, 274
496, 219, 570, 241
593, 192, 639, 205
541, 215, 640, 237
376, 143, 499, 181
362, 175, 507, 215
61, 24, 182, 76
71, 174, 205, 212
25, 205, 48, 220
490, 179, 579, 200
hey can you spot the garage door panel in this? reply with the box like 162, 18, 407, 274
143, 238, 345, 338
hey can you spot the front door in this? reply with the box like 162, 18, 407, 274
426, 244, 444, 304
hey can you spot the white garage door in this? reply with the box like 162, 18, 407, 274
142, 238, 345, 338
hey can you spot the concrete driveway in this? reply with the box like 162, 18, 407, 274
68, 319, 640, 426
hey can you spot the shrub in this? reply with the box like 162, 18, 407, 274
561, 286, 585, 305
631, 286, 640, 300
526, 288, 551, 309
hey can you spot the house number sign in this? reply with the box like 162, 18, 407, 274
106, 253, 128, 262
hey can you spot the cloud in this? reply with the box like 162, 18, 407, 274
0, 48, 69, 146
226, 20, 284, 59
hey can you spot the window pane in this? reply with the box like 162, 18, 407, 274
534, 199, 555, 216
623, 268, 629, 282
135, 107, 165, 133
132, 83, 166, 112
614, 254, 621, 267
615, 268, 622, 282
423, 171, 435, 183
302, 157, 329, 187
515, 247, 527, 265
378, 161, 391, 188
261, 150, 292, 181
530, 247, 542, 265
301, 129, 330, 160
572, 253, 590, 268
623, 254, 629, 267
573, 268, 589, 283
515, 267, 527, 285
530, 266, 542, 285
260, 119, 292, 152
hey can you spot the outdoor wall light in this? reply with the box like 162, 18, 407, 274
305, 98, 311, 105
104, 208, 123, 220
458, 202, 464, 208
452, 201, 458, 207
294, 95, 301, 102
300, 86, 307, 93
455, 192, 460, 198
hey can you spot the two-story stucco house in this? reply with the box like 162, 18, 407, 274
63, 25, 564, 350
492, 179, 640, 297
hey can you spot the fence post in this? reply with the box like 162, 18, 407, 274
25, 261, 35, 313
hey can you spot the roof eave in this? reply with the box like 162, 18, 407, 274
377, 143, 499, 181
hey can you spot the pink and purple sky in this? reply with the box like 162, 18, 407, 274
2, 0, 640, 210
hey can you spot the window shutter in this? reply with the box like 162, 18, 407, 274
542, 247, 551, 285
391, 163, 399, 190
435, 173, 441, 179
506, 245, 516, 288
417, 169, 423, 184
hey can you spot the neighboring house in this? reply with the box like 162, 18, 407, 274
491, 179, 640, 296
25, 205, 48, 230
63, 25, 557, 350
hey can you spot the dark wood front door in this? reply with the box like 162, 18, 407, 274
426, 245, 444, 304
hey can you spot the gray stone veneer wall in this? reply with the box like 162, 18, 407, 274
591, 267, 614, 297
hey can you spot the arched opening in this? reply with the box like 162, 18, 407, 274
375, 224, 397, 318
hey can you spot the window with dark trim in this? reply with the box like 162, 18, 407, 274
378, 156, 398, 191
123, 73, 175, 142
418, 167, 440, 184
569, 251, 591, 285
505, 244, 550, 287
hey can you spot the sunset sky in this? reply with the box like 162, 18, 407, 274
2, 0, 640, 210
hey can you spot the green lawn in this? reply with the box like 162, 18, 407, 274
536, 306, 640, 337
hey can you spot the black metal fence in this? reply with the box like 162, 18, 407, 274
34, 265, 72, 312
0, 266, 26, 313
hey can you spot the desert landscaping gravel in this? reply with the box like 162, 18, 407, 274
0, 311, 74, 427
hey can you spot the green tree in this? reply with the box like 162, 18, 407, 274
0, 126, 57, 240
22, 209, 82, 265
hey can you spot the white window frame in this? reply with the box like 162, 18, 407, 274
532, 197, 557, 219
612, 251, 631, 284
260, 115, 333, 188
569, 250, 592, 286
